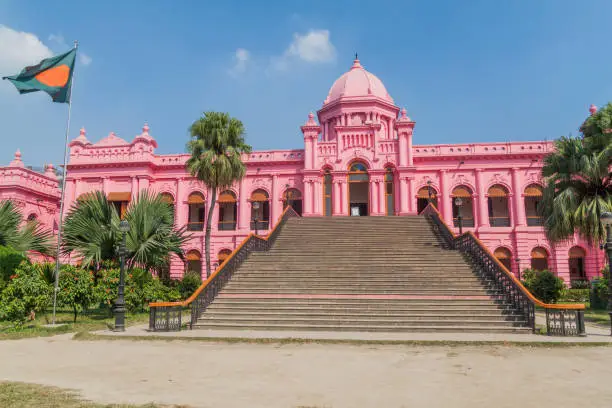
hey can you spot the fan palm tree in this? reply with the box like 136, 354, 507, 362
540, 136, 612, 244
0, 200, 53, 255
62, 190, 189, 271
186, 111, 252, 277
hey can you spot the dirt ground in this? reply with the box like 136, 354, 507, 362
1, 334, 611, 408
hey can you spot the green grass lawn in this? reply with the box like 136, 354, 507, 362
0, 309, 149, 341
0, 382, 187, 408
584, 309, 611, 327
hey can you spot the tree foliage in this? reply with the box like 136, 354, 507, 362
0, 263, 52, 325
540, 108, 612, 244
62, 190, 189, 272
521, 269, 566, 304
56, 265, 97, 322
0, 246, 28, 290
186, 111, 252, 276
0, 200, 53, 255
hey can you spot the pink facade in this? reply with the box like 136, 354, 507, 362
3, 58, 605, 283
0, 150, 60, 234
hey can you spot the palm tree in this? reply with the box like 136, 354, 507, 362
186, 112, 252, 277
540, 136, 611, 244
0, 200, 53, 255
62, 190, 189, 271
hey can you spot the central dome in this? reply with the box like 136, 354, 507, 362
324, 58, 393, 105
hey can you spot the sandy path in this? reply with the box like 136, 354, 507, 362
1, 334, 611, 408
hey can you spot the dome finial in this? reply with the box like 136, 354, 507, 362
589, 104, 597, 115
10, 149, 24, 168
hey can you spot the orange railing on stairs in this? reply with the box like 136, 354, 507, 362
421, 203, 586, 337
149, 206, 300, 331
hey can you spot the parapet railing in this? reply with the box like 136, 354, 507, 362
149, 206, 300, 331
421, 204, 586, 337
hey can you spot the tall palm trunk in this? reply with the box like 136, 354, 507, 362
204, 187, 217, 278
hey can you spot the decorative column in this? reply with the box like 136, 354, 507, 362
407, 177, 415, 213
340, 180, 348, 215
238, 177, 249, 229
102, 177, 109, 194
139, 176, 150, 192
301, 113, 321, 171
131, 177, 139, 198
370, 179, 379, 216
332, 180, 341, 215
439, 170, 452, 223
394, 108, 415, 167
475, 169, 488, 228
378, 178, 386, 215
271, 174, 279, 223
313, 179, 322, 215
399, 177, 409, 214
175, 178, 186, 228
511, 167, 526, 227
304, 179, 313, 215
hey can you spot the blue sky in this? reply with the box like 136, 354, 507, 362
1, 0, 611, 167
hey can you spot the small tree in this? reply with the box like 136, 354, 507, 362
522, 269, 566, 303
0, 246, 28, 290
57, 265, 96, 322
0, 263, 52, 325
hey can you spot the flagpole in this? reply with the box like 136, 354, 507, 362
52, 40, 78, 326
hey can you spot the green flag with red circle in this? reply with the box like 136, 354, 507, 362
2, 48, 76, 103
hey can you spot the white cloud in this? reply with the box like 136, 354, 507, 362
79, 53, 92, 66
48, 33, 65, 47
271, 29, 336, 71
228, 48, 250, 77
0, 25, 53, 77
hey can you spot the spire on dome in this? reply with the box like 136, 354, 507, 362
397, 107, 412, 122
305, 112, 318, 126
350, 55, 362, 70
75, 127, 89, 142
142, 122, 150, 135
44, 164, 57, 178
10, 149, 24, 168
589, 104, 597, 115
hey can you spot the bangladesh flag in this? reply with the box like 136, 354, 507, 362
2, 48, 76, 103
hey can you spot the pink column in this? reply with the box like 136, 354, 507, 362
102, 177, 109, 194
238, 178, 249, 229
407, 177, 415, 213
340, 181, 348, 215
439, 170, 452, 223
304, 180, 313, 215
407, 132, 413, 166
333, 181, 341, 215
313, 180, 321, 215
175, 178, 186, 228
270, 174, 279, 224
378, 179, 386, 215
511, 168, 526, 226
370, 180, 379, 216
399, 177, 408, 214
398, 136, 407, 167
139, 177, 149, 192
475, 169, 488, 227
131, 177, 139, 198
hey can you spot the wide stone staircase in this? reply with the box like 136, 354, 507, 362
194, 216, 531, 333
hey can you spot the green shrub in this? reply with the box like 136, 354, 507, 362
591, 278, 609, 309
57, 265, 97, 322
521, 269, 565, 303
560, 288, 590, 303
602, 265, 610, 280
570, 280, 590, 289
0, 246, 28, 290
0, 262, 52, 325
178, 271, 201, 300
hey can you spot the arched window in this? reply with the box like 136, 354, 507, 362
250, 189, 270, 231
160, 193, 174, 216
217, 248, 232, 267
187, 192, 206, 231
323, 170, 333, 216
487, 185, 510, 227
283, 188, 303, 216
186, 250, 202, 276
530, 247, 549, 271
451, 186, 474, 228
416, 185, 438, 214
348, 162, 369, 216
218, 190, 237, 230
568, 246, 587, 284
26, 213, 37, 222
494, 247, 513, 272
524, 184, 543, 226
384, 168, 395, 216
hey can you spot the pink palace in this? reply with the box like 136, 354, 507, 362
0, 58, 606, 285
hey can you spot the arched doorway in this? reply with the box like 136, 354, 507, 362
530, 247, 549, 271
322, 170, 332, 216
283, 188, 303, 216
494, 247, 513, 272
451, 186, 474, 227
217, 248, 232, 268
417, 185, 438, 214
524, 184, 544, 226
568, 246, 587, 284
384, 167, 395, 216
488, 185, 510, 227
348, 162, 369, 216
186, 250, 202, 276
187, 192, 206, 231
218, 190, 237, 230
250, 189, 269, 230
